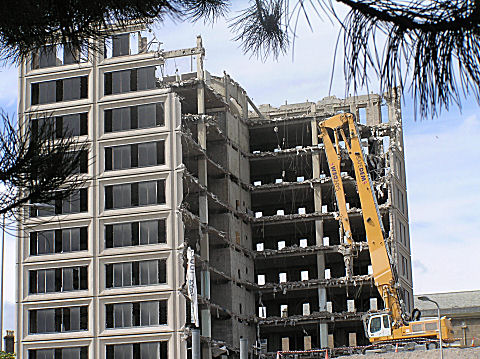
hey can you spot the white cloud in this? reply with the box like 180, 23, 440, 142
404, 113, 480, 294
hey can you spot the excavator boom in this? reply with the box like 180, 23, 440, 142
318, 113, 403, 326
318, 112, 454, 345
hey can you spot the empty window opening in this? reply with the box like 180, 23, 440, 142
280, 305, 288, 318
279, 272, 287, 283
256, 243, 264, 251
302, 303, 310, 316
326, 301, 333, 312
297, 176, 304, 182
347, 299, 356, 312
103, 30, 157, 59
257, 274, 265, 285
275, 178, 283, 184
276, 209, 285, 216
299, 239, 308, 248
301, 270, 309, 281
370, 298, 378, 311
381, 104, 389, 123
255, 212, 263, 218
277, 241, 286, 250
358, 107, 367, 125
298, 207, 306, 214
324, 268, 331, 279
323, 237, 330, 246
254, 181, 262, 186
259, 306, 267, 318
31, 43, 88, 70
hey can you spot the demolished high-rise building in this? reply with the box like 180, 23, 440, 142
17, 27, 412, 358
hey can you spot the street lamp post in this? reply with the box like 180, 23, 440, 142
0, 203, 55, 351
418, 296, 443, 359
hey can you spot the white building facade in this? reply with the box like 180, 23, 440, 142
17, 28, 189, 359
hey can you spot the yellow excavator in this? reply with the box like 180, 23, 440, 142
318, 113, 454, 346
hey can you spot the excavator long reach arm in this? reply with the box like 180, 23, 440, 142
318, 113, 404, 327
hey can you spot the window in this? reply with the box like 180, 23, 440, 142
66, 150, 89, 174
369, 317, 381, 333
112, 33, 130, 57
29, 347, 88, 359
401, 256, 409, 279
105, 300, 167, 328
31, 43, 87, 70
104, 67, 157, 95
30, 227, 88, 255
31, 113, 88, 138
104, 103, 164, 133
57, 113, 88, 137
31, 77, 88, 105
30, 189, 88, 217
105, 219, 166, 248
105, 259, 166, 289
32, 45, 57, 68
29, 266, 88, 294
105, 141, 164, 171
382, 315, 390, 329
29, 306, 88, 334
106, 342, 168, 359
105, 180, 165, 210
61, 189, 88, 214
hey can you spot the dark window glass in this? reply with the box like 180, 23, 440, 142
38, 45, 58, 68
31, 77, 87, 105
139, 260, 157, 285
38, 81, 56, 104
31, 113, 87, 139
59, 113, 88, 137
106, 260, 165, 288
105, 141, 164, 171
112, 34, 130, 57
63, 77, 81, 101
105, 342, 167, 359
104, 103, 164, 133
36, 231, 54, 255
106, 219, 165, 248
104, 67, 156, 96
62, 190, 81, 214
105, 300, 166, 329
29, 306, 87, 334
112, 183, 131, 209
31, 189, 87, 217
111, 107, 131, 132
139, 181, 157, 206
30, 227, 87, 256
29, 348, 55, 359
64, 45, 81, 65
105, 180, 164, 210
137, 142, 156, 167
137, 67, 155, 90
29, 266, 88, 294
137, 103, 156, 128
111, 70, 130, 94
112, 145, 131, 170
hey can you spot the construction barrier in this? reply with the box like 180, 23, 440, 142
276, 349, 329, 358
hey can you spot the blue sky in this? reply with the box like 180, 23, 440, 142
0, 4, 479, 334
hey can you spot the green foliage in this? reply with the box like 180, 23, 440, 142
0, 351, 15, 359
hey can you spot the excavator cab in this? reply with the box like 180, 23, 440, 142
365, 313, 392, 339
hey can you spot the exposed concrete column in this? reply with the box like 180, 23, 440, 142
311, 116, 329, 348
196, 35, 212, 359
